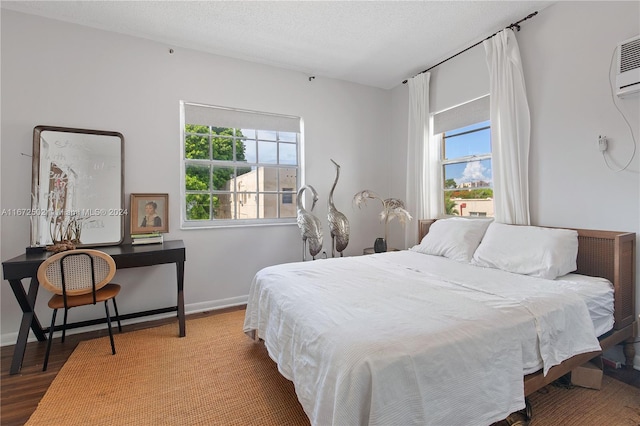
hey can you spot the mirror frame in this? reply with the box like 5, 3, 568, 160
30, 125, 125, 248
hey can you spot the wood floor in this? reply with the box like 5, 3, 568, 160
2, 309, 639, 426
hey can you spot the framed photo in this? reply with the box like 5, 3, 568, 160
130, 193, 169, 234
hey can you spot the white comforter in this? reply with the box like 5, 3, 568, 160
243, 251, 604, 426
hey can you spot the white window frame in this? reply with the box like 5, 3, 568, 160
431, 95, 493, 218
180, 101, 302, 229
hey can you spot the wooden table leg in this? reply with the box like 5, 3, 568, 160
176, 260, 185, 337
8, 277, 46, 375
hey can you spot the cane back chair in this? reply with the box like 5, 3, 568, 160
37, 249, 122, 371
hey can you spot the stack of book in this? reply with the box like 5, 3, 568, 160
131, 232, 164, 245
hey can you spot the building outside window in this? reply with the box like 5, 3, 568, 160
181, 102, 301, 228
282, 187, 294, 204
433, 96, 493, 217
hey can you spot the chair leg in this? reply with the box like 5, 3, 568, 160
112, 297, 122, 332
61, 308, 69, 343
104, 301, 116, 355
43, 309, 58, 372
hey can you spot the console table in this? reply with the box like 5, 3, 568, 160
2, 240, 186, 375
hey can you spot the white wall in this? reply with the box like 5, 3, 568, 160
391, 1, 640, 366
3, 3, 639, 368
0, 10, 392, 344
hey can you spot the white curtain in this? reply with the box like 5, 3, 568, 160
406, 72, 438, 247
484, 29, 531, 225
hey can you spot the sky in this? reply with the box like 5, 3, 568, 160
241, 129, 297, 165
443, 121, 492, 186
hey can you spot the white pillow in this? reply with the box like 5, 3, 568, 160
471, 222, 579, 280
410, 217, 493, 263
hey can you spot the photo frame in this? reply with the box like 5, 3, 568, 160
130, 193, 169, 235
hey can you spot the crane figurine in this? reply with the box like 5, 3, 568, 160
327, 159, 349, 257
296, 185, 323, 261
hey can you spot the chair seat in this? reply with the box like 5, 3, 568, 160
48, 283, 121, 309
39, 249, 121, 371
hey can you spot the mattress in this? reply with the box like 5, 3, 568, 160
244, 251, 609, 425
554, 272, 614, 338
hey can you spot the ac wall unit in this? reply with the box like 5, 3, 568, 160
616, 35, 640, 97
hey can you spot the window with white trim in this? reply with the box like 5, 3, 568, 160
181, 102, 301, 227
433, 96, 493, 217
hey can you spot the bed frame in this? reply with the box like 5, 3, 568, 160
418, 219, 637, 396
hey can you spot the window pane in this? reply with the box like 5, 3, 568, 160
279, 132, 297, 142
242, 138, 257, 163
214, 193, 234, 219
259, 167, 298, 192
257, 130, 277, 141
279, 143, 297, 165
185, 124, 209, 133
242, 129, 256, 139
212, 166, 236, 191
212, 135, 234, 161
235, 134, 251, 162
443, 159, 492, 189
211, 127, 234, 137
258, 141, 277, 164
443, 125, 491, 160
259, 193, 279, 219
185, 133, 209, 160
443, 189, 494, 217
280, 191, 297, 218
279, 168, 297, 191
261, 167, 278, 191
185, 164, 210, 190
236, 164, 255, 181
236, 192, 257, 219
185, 194, 211, 220
282, 188, 293, 204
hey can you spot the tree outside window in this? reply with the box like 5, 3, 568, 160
181, 103, 301, 227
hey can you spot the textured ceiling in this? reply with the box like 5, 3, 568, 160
1, 1, 554, 89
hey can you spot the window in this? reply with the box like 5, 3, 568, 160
433, 96, 493, 217
181, 102, 301, 227
282, 188, 294, 204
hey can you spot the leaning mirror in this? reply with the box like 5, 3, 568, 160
30, 126, 124, 248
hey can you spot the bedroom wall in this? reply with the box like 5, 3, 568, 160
0, 10, 393, 344
391, 1, 640, 367
2, 3, 638, 369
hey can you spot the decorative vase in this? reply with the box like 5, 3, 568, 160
374, 237, 387, 253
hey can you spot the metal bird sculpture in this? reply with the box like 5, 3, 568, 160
296, 185, 323, 261
327, 159, 349, 257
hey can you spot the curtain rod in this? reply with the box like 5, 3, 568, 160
402, 11, 538, 84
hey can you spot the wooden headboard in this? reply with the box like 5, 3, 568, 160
417, 219, 636, 330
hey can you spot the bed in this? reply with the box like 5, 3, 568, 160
244, 218, 637, 425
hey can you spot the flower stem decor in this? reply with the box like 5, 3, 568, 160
47, 213, 95, 253
353, 190, 412, 251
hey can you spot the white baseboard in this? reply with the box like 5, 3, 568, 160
0, 295, 249, 347
186, 295, 248, 315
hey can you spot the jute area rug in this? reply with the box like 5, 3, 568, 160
27, 309, 640, 425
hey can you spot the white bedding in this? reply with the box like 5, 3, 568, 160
243, 251, 610, 426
